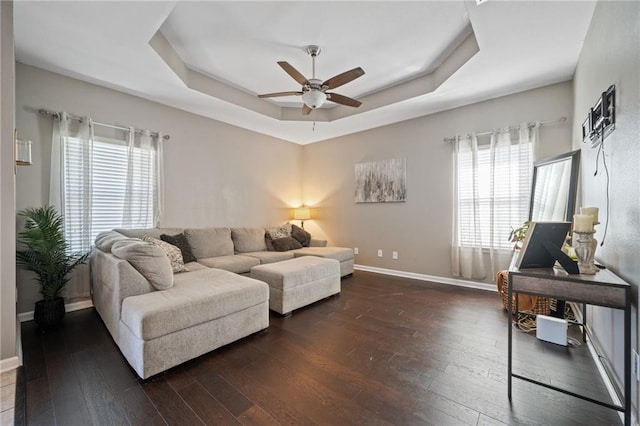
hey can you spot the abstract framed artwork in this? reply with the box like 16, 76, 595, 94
354, 158, 406, 203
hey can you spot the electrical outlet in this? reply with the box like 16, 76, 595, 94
353, 247, 359, 255
392, 251, 398, 260
377, 249, 383, 257
634, 349, 640, 381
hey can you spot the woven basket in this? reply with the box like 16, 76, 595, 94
496, 271, 553, 316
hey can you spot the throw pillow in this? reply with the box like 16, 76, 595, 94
143, 236, 188, 273
291, 224, 311, 247
264, 233, 275, 251
267, 223, 292, 240
160, 233, 197, 263
271, 236, 303, 252
111, 239, 174, 290
94, 230, 130, 253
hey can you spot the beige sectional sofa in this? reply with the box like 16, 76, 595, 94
91, 225, 353, 379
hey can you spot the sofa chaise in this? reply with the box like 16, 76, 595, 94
91, 225, 354, 378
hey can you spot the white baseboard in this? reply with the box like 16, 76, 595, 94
353, 264, 495, 292
0, 356, 20, 373
18, 299, 94, 323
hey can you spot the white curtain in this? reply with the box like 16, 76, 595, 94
50, 112, 93, 227
49, 112, 94, 299
451, 133, 486, 280
122, 128, 164, 228
154, 131, 165, 227
49, 115, 165, 299
452, 123, 538, 280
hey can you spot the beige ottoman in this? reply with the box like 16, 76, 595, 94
250, 256, 340, 315
292, 246, 354, 277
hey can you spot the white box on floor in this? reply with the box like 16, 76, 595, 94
536, 314, 568, 346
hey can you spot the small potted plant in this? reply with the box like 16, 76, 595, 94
16, 205, 89, 329
508, 220, 531, 250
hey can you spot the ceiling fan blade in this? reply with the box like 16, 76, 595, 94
258, 91, 303, 99
323, 67, 365, 90
278, 61, 309, 86
302, 104, 312, 115
327, 92, 362, 108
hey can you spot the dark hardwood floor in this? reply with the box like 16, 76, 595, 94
21, 271, 621, 425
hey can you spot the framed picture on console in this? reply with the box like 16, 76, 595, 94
516, 221, 575, 272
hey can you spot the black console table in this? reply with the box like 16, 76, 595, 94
507, 259, 632, 425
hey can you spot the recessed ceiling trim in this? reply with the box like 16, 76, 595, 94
150, 26, 479, 124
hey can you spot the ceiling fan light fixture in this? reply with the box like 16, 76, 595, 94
302, 89, 327, 109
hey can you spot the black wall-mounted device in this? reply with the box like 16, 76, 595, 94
582, 85, 615, 147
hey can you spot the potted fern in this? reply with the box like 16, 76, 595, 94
16, 205, 89, 329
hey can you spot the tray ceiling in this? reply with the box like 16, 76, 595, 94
14, 1, 596, 144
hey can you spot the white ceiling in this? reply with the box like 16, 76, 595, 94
14, 1, 596, 144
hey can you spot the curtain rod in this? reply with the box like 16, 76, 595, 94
37, 109, 170, 141
443, 116, 567, 143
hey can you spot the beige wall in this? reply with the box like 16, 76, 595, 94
15, 63, 303, 313
302, 82, 574, 281
0, 1, 17, 366
572, 0, 639, 416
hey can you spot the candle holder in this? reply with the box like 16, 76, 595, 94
573, 230, 598, 274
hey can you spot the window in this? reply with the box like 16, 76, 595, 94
455, 134, 533, 250
63, 135, 156, 253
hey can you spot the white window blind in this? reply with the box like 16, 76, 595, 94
455, 138, 532, 250
63, 135, 154, 253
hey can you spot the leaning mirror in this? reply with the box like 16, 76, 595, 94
529, 149, 580, 222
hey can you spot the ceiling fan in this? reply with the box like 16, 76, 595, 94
258, 45, 365, 115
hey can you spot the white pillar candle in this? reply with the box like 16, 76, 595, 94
574, 214, 594, 232
580, 207, 599, 224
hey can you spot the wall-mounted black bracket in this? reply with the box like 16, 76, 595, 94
582, 85, 615, 146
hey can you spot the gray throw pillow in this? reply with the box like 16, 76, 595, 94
291, 224, 311, 247
271, 236, 303, 252
160, 233, 196, 263
111, 240, 173, 290
143, 236, 188, 273
265, 233, 275, 251
94, 231, 129, 253
266, 223, 292, 240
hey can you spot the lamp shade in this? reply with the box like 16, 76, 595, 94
293, 207, 311, 221
301, 90, 326, 109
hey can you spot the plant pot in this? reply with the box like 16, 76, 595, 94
34, 297, 65, 329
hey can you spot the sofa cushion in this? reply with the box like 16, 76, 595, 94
114, 227, 184, 240
266, 223, 292, 240
292, 246, 354, 263
185, 261, 208, 272
231, 227, 267, 253
120, 268, 269, 340
185, 227, 234, 259
251, 256, 340, 291
143, 236, 188, 273
272, 236, 303, 252
242, 251, 295, 264
111, 240, 173, 290
197, 255, 260, 274
95, 230, 129, 252
291, 224, 311, 247
160, 233, 196, 263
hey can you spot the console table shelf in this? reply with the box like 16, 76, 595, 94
507, 259, 632, 425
